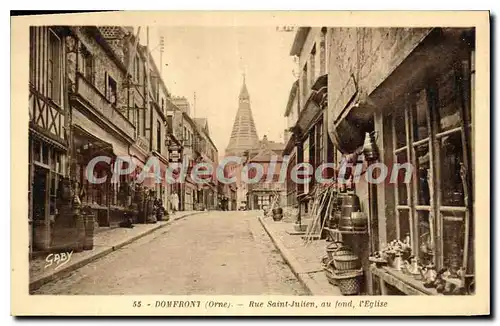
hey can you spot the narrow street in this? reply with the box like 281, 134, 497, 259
33, 211, 307, 295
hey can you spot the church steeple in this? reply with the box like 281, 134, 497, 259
225, 75, 260, 157
239, 73, 249, 100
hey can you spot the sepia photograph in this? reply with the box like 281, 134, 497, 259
11, 11, 490, 316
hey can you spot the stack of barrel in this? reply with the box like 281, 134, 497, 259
338, 193, 367, 232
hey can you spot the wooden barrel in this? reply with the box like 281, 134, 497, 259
339, 193, 364, 231
272, 207, 283, 221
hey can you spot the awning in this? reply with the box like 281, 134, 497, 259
73, 124, 114, 157
29, 125, 68, 152
296, 74, 328, 135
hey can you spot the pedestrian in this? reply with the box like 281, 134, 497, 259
170, 191, 179, 213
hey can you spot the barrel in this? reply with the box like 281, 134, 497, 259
339, 193, 365, 231
272, 207, 283, 221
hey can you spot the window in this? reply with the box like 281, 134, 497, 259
320, 28, 327, 75
166, 116, 173, 134
135, 104, 140, 137
106, 74, 117, 106
142, 106, 147, 137
48, 30, 61, 104
302, 63, 308, 101
316, 120, 324, 166
157, 120, 162, 153
134, 55, 140, 83
310, 44, 316, 86
389, 61, 473, 277
81, 47, 95, 84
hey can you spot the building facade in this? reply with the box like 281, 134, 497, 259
326, 27, 475, 294
194, 118, 219, 210
28, 25, 196, 254
287, 27, 335, 220
245, 136, 286, 210
284, 26, 475, 295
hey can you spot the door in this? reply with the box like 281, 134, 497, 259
32, 165, 49, 250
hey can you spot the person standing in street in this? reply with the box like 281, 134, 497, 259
170, 191, 179, 213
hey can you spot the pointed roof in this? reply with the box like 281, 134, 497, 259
225, 76, 260, 156
239, 73, 249, 99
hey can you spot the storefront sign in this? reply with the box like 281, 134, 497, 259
169, 150, 180, 162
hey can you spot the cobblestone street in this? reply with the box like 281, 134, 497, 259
33, 211, 308, 295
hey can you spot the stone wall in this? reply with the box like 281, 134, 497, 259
327, 27, 432, 130
75, 27, 128, 117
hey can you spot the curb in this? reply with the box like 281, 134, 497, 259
258, 216, 328, 296
29, 211, 202, 292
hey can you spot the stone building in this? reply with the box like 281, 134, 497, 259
286, 27, 334, 220
285, 26, 476, 295
326, 27, 475, 294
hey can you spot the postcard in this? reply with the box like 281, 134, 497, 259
11, 10, 490, 316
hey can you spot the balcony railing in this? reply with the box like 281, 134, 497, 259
75, 74, 135, 140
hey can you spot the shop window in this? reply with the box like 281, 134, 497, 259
411, 89, 429, 141
439, 133, 465, 206
414, 143, 431, 206
395, 151, 409, 206
398, 208, 411, 245
389, 62, 473, 275
417, 210, 432, 265
442, 211, 466, 275
436, 69, 462, 132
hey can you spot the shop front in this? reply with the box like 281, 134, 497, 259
29, 131, 68, 252
328, 28, 475, 295
72, 124, 133, 228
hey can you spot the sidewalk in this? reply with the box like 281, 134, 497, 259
258, 215, 342, 296
29, 210, 201, 292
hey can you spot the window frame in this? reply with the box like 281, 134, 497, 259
389, 59, 473, 272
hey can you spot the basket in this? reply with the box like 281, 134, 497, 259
333, 254, 360, 270
331, 269, 363, 295
324, 266, 338, 286
326, 242, 353, 260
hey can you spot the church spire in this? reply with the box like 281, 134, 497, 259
225, 75, 260, 156
239, 73, 249, 99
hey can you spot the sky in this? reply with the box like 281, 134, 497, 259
135, 26, 297, 157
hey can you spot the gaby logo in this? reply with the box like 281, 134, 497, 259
84, 155, 414, 186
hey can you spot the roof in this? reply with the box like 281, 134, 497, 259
249, 147, 281, 162
290, 27, 311, 56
